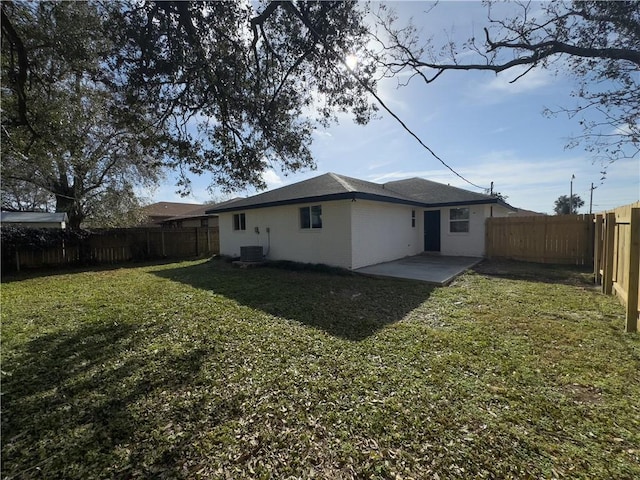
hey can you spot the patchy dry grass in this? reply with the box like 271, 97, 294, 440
2, 259, 639, 479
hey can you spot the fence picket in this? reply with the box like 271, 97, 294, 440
595, 203, 640, 332
2, 227, 219, 272
486, 214, 594, 265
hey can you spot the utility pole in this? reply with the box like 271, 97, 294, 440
570, 174, 575, 214
589, 182, 597, 214
490, 181, 494, 217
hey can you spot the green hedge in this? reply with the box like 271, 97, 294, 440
0, 226, 90, 251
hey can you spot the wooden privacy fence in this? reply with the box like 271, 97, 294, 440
486, 214, 594, 265
4, 227, 219, 272
594, 202, 640, 332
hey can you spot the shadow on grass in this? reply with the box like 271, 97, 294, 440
1, 320, 238, 479
472, 259, 595, 287
153, 259, 435, 342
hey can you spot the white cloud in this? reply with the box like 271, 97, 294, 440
485, 67, 554, 94
463, 66, 557, 106
368, 152, 639, 214
261, 169, 285, 189
313, 130, 333, 138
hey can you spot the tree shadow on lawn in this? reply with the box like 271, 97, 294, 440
152, 259, 436, 342
473, 259, 595, 287
1, 320, 241, 479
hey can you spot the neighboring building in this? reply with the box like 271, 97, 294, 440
0, 211, 68, 229
509, 208, 547, 217
159, 204, 218, 228
140, 202, 209, 227
159, 198, 243, 228
207, 172, 516, 269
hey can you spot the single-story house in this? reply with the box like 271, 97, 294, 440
158, 204, 219, 228
509, 207, 547, 217
140, 201, 209, 227
158, 198, 243, 228
206, 172, 516, 270
1, 211, 68, 229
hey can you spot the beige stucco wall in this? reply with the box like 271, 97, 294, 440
218, 200, 353, 268
219, 200, 512, 268
436, 204, 512, 257
350, 200, 422, 269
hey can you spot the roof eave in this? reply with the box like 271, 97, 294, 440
422, 198, 517, 211
206, 191, 425, 213
206, 193, 517, 213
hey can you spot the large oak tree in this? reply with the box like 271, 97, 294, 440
1, 2, 166, 228
2, 1, 377, 228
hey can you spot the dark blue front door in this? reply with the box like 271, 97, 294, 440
424, 210, 441, 252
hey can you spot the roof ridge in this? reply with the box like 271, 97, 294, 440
328, 172, 355, 192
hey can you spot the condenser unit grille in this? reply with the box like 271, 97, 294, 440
240, 246, 263, 262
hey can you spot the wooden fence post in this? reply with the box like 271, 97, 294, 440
602, 212, 616, 295
593, 214, 603, 283
625, 208, 640, 332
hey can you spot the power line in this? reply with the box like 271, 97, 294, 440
286, 3, 489, 191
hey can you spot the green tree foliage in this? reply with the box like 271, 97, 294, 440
2, 2, 377, 229
106, 0, 377, 192
554, 194, 585, 215
80, 187, 151, 229
374, 0, 640, 167
0, 180, 53, 212
1, 2, 166, 229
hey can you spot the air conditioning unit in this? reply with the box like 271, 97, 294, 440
240, 245, 263, 262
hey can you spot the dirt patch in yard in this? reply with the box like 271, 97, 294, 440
562, 384, 604, 404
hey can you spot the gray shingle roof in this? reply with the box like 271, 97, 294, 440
160, 198, 243, 222
206, 172, 515, 213
384, 178, 505, 206
142, 202, 205, 218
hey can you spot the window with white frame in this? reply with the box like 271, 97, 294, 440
300, 205, 322, 229
233, 213, 246, 231
411, 210, 416, 228
449, 207, 469, 233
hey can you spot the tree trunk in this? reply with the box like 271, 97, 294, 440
55, 194, 84, 230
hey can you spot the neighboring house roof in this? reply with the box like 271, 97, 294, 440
509, 208, 547, 217
159, 198, 243, 223
1, 211, 68, 224
206, 172, 515, 214
142, 202, 206, 218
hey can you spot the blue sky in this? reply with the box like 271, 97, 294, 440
150, 1, 639, 214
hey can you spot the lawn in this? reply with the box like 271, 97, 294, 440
2, 258, 639, 479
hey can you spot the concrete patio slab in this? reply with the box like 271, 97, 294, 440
355, 255, 483, 285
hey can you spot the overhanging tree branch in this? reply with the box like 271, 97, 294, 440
1, 3, 35, 134
374, 0, 639, 168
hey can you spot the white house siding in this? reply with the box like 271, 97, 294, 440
3, 221, 65, 229
435, 204, 511, 257
350, 200, 422, 269
218, 200, 353, 268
